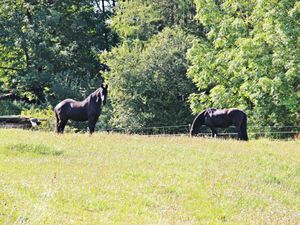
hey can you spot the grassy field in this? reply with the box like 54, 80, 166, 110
0, 130, 299, 225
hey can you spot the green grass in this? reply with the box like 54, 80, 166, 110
0, 129, 299, 224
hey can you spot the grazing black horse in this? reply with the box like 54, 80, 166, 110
54, 84, 108, 134
190, 108, 248, 141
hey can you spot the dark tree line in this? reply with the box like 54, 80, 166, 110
0, 0, 116, 105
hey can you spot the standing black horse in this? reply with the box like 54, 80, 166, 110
190, 108, 248, 141
54, 84, 108, 134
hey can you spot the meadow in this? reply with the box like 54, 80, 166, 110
0, 129, 299, 224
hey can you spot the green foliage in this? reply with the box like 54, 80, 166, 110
21, 106, 55, 131
151, 0, 199, 31
104, 0, 199, 131
0, 0, 299, 131
103, 28, 195, 130
111, 1, 161, 42
111, 0, 200, 43
188, 0, 300, 126
0, 0, 115, 105
0, 100, 25, 116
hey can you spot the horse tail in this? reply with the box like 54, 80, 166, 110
241, 114, 248, 141
54, 109, 60, 133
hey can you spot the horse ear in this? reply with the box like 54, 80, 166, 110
101, 84, 108, 89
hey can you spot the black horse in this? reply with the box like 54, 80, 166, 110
190, 108, 248, 141
54, 84, 108, 134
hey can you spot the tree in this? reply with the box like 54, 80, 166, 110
111, 0, 201, 43
0, 0, 116, 105
101, 0, 199, 132
103, 28, 195, 131
188, 0, 300, 127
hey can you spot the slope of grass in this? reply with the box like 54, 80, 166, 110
0, 129, 299, 224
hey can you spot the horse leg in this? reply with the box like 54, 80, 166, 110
60, 121, 67, 133
88, 118, 97, 134
56, 121, 61, 133
55, 113, 60, 133
240, 116, 248, 141
58, 118, 68, 134
211, 128, 217, 138
235, 125, 242, 140
55, 112, 63, 134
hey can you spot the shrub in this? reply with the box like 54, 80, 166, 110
0, 100, 25, 116
21, 106, 55, 131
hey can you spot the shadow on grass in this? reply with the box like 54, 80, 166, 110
8, 143, 63, 156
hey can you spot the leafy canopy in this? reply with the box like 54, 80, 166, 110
188, 0, 300, 126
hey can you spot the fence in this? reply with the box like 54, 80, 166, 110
0, 115, 46, 129
1, 115, 298, 139
98, 124, 300, 139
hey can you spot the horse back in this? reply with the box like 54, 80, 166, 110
206, 109, 231, 127
227, 108, 246, 117
207, 108, 245, 127
55, 99, 76, 111
227, 108, 246, 124
55, 99, 88, 121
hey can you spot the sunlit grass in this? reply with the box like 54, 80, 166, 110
0, 129, 299, 224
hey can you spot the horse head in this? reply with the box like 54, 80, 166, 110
190, 110, 206, 136
100, 84, 108, 105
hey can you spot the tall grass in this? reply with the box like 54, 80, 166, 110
0, 130, 299, 224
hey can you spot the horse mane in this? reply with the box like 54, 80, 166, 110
86, 84, 108, 100
199, 109, 207, 117
85, 87, 101, 100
